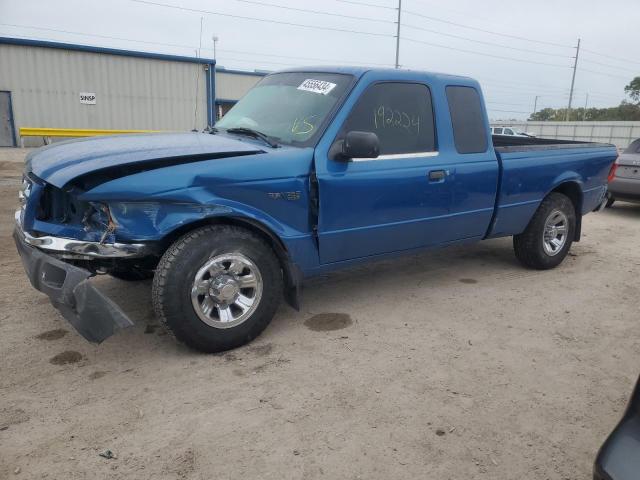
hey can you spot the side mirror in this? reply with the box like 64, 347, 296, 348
340, 131, 380, 160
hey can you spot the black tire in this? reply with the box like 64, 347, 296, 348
513, 192, 576, 270
605, 196, 615, 208
151, 225, 282, 353
109, 268, 154, 281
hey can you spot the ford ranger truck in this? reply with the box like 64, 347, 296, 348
14, 67, 617, 352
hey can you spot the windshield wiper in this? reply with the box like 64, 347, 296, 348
225, 127, 279, 148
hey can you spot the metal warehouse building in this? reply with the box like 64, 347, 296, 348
0, 37, 265, 147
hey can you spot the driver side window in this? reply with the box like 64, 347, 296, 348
339, 82, 436, 156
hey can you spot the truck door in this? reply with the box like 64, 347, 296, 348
315, 81, 457, 264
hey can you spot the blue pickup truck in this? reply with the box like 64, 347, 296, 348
14, 67, 617, 352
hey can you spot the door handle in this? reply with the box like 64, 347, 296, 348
428, 169, 448, 182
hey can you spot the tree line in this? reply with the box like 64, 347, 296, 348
528, 76, 640, 121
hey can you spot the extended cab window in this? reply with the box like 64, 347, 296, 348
340, 82, 435, 156
446, 86, 488, 154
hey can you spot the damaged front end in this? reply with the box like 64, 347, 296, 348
14, 227, 135, 342
14, 176, 156, 342
14, 174, 237, 343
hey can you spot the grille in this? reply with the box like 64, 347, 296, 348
35, 183, 89, 224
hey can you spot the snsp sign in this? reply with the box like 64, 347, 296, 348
79, 92, 96, 105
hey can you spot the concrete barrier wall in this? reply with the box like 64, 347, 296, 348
491, 121, 640, 149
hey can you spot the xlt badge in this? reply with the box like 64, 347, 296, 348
267, 191, 301, 201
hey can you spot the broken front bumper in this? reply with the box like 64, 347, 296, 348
13, 225, 136, 343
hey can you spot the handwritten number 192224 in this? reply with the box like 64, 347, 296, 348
373, 106, 420, 135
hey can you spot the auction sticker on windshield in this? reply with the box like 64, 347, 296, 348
297, 79, 337, 95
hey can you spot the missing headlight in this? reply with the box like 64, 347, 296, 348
82, 203, 117, 243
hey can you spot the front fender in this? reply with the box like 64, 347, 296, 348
106, 198, 301, 243
107, 195, 318, 266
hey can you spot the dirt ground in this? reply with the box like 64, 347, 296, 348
1, 147, 638, 479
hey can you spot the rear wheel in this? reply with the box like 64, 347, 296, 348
605, 196, 615, 208
513, 192, 576, 270
151, 225, 282, 353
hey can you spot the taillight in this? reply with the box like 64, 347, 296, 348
608, 162, 618, 183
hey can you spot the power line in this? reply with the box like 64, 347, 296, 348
581, 47, 640, 67
0, 31, 385, 72
402, 37, 571, 68
578, 68, 631, 81
484, 89, 568, 98
481, 84, 569, 95
479, 79, 570, 93
402, 22, 571, 58
131, 0, 395, 38
574, 90, 625, 100
481, 86, 570, 97
406, 0, 515, 29
216, 48, 393, 66
335, 0, 397, 10
233, 0, 395, 24
402, 8, 573, 48
0, 23, 393, 68
0, 22, 198, 50
474, 74, 571, 92
580, 58, 638, 74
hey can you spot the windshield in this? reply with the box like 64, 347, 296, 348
216, 72, 353, 147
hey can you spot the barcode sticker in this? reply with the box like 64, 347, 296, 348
297, 79, 337, 95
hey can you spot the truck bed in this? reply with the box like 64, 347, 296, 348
488, 135, 617, 239
492, 134, 612, 152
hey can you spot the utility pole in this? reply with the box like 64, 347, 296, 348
533, 95, 539, 116
583, 92, 589, 120
566, 38, 581, 121
395, 0, 402, 68
212, 35, 219, 126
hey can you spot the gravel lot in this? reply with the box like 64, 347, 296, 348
1, 147, 639, 479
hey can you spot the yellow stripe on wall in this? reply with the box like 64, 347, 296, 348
20, 127, 162, 137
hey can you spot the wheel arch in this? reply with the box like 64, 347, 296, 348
159, 215, 303, 310
548, 180, 583, 241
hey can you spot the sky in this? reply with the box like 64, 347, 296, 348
1, 0, 638, 120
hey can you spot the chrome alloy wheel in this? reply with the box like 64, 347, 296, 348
542, 209, 569, 256
191, 253, 263, 328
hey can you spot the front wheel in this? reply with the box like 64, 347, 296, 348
152, 225, 283, 352
513, 192, 576, 270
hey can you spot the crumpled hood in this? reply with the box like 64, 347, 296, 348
26, 132, 264, 188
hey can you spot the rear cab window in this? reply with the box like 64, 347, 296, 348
339, 82, 436, 156
446, 86, 488, 154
